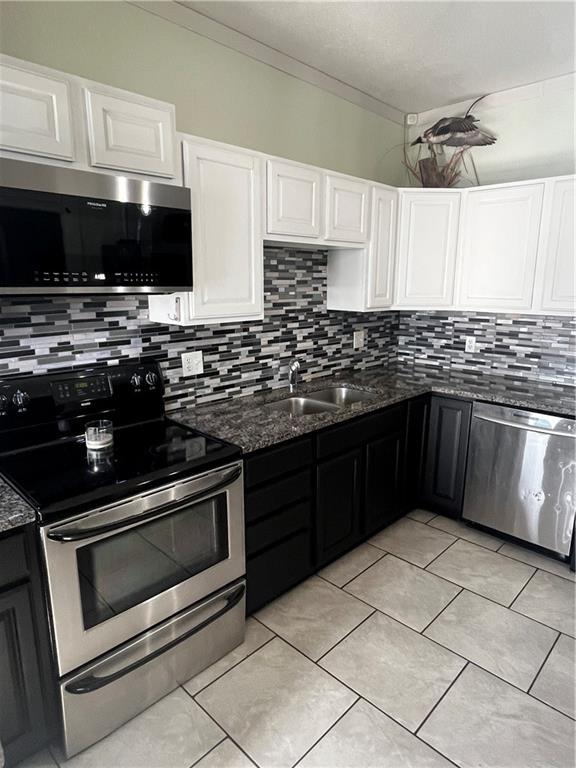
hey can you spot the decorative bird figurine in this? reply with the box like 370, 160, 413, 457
411, 96, 496, 147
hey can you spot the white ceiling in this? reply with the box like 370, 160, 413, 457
179, 0, 575, 114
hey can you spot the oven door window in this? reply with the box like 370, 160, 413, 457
76, 493, 229, 630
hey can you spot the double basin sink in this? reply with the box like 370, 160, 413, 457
265, 386, 378, 416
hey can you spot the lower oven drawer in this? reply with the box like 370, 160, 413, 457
59, 580, 245, 759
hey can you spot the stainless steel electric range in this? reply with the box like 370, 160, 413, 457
0, 361, 245, 758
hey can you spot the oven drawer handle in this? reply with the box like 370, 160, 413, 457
64, 581, 245, 695
47, 465, 242, 542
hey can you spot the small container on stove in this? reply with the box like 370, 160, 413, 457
85, 420, 114, 451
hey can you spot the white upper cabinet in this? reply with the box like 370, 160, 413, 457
366, 187, 397, 308
536, 178, 575, 313
325, 174, 370, 242
457, 184, 544, 310
184, 140, 263, 321
395, 191, 460, 307
267, 160, 322, 237
0, 62, 74, 160
84, 87, 176, 177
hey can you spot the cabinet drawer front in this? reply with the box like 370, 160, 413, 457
245, 438, 313, 488
0, 532, 28, 590
245, 470, 311, 524
317, 405, 406, 458
246, 502, 311, 556
246, 530, 313, 613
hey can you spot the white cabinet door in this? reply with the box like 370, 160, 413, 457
458, 184, 544, 310
537, 178, 575, 313
266, 160, 322, 237
0, 63, 74, 160
395, 191, 460, 307
366, 187, 397, 308
325, 174, 370, 242
84, 88, 176, 177
185, 141, 263, 321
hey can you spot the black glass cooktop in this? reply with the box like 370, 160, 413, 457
0, 419, 240, 520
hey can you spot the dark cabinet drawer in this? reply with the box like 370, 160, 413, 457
245, 438, 313, 488
245, 469, 311, 524
0, 533, 29, 591
246, 502, 311, 557
317, 405, 405, 458
246, 530, 313, 614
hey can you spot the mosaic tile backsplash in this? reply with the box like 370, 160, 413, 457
0, 248, 573, 411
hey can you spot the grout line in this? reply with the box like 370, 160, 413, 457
419, 586, 464, 635
187, 735, 227, 768
495, 550, 575, 583
508, 567, 540, 608
317, 549, 387, 590
291, 696, 359, 767
421, 536, 459, 569
315, 609, 377, 664
415, 662, 470, 737
526, 631, 561, 696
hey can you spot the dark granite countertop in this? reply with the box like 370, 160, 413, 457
175, 366, 576, 454
0, 477, 35, 534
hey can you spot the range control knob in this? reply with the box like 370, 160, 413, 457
12, 390, 30, 409
130, 373, 143, 389
145, 371, 158, 387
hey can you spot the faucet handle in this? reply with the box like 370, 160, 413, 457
288, 358, 301, 373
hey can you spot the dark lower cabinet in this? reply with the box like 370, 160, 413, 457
405, 395, 430, 507
364, 430, 404, 535
0, 527, 54, 767
422, 396, 472, 518
316, 449, 362, 566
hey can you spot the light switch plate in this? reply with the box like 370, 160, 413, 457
465, 336, 477, 353
353, 330, 366, 349
182, 351, 203, 376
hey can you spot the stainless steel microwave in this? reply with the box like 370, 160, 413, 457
0, 159, 192, 294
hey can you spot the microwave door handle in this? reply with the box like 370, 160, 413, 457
64, 582, 245, 695
47, 465, 242, 542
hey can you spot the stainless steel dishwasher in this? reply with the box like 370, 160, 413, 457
463, 402, 576, 557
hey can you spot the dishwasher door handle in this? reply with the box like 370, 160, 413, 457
474, 413, 576, 438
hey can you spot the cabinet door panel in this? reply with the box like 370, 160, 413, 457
365, 431, 404, 535
539, 178, 575, 313
458, 184, 544, 309
267, 161, 322, 237
316, 449, 362, 565
0, 64, 74, 160
423, 397, 471, 518
396, 191, 460, 306
405, 396, 429, 509
325, 175, 369, 242
85, 88, 176, 177
366, 187, 397, 308
185, 142, 263, 320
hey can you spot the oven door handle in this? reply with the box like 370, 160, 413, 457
64, 581, 245, 695
47, 465, 242, 542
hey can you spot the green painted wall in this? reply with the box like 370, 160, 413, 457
0, 1, 405, 184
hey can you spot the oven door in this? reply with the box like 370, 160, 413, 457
41, 461, 244, 676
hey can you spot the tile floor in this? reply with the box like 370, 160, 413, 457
18, 510, 575, 768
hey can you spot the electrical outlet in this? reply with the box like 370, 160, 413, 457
406, 113, 418, 125
181, 351, 204, 376
465, 336, 477, 353
353, 330, 366, 349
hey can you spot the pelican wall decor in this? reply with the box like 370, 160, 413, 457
405, 95, 497, 187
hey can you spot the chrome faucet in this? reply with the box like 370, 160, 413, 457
288, 359, 301, 394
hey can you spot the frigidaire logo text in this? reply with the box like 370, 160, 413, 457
86, 201, 107, 208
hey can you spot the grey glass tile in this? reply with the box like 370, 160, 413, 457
512, 570, 576, 636
424, 590, 557, 689
370, 518, 456, 567
427, 539, 535, 605
320, 611, 465, 732
319, 543, 385, 587
345, 555, 460, 632
419, 665, 575, 768
530, 634, 576, 719
196, 638, 357, 768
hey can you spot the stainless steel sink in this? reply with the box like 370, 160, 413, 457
265, 397, 340, 416
308, 386, 378, 406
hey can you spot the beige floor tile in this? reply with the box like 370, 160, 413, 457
319, 543, 384, 587
370, 518, 455, 567
499, 542, 576, 582
194, 740, 255, 768
319, 611, 465, 732
255, 576, 373, 660
196, 638, 357, 768
512, 570, 576, 636
183, 618, 274, 696
530, 634, 576, 719
428, 515, 503, 551
299, 699, 452, 768
61, 688, 223, 768
419, 665, 575, 768
345, 555, 460, 632
406, 509, 437, 523
427, 539, 535, 605
424, 590, 557, 690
